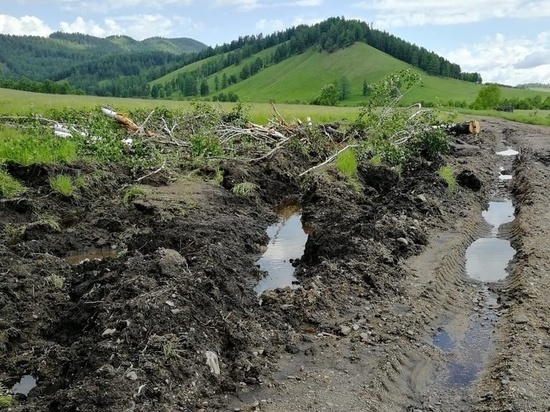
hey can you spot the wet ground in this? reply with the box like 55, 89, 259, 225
1, 118, 550, 411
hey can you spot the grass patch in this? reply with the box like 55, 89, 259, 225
46, 274, 65, 289
49, 174, 76, 196
232, 182, 257, 197
0, 126, 77, 165
0, 169, 25, 198
122, 185, 146, 204
336, 147, 357, 178
438, 165, 456, 191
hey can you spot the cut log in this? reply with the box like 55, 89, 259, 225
447, 120, 481, 135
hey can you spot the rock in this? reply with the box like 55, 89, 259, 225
360, 333, 370, 342
515, 314, 529, 324
340, 325, 352, 336
416, 194, 427, 203
397, 238, 409, 246
102, 328, 117, 337
158, 248, 187, 277
165, 300, 175, 307
125, 371, 138, 381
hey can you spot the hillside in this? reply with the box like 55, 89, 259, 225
0, 32, 206, 81
152, 42, 550, 106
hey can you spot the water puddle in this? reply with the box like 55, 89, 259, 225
433, 288, 499, 387
466, 200, 515, 282
65, 250, 118, 265
432, 328, 453, 352
11, 374, 37, 396
254, 201, 310, 295
433, 145, 518, 392
497, 148, 519, 156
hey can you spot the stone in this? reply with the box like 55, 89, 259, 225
125, 371, 138, 381
340, 325, 352, 336
515, 314, 529, 324
397, 237, 409, 246
102, 328, 117, 337
360, 333, 370, 342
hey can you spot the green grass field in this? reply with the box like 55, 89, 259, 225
1, 87, 549, 127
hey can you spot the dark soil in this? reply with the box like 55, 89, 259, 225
2, 119, 548, 412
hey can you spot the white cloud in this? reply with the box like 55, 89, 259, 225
442, 32, 550, 85
57, 14, 200, 40
213, 0, 261, 11
353, 0, 550, 28
0, 14, 52, 36
17, 0, 194, 13
255, 18, 285, 32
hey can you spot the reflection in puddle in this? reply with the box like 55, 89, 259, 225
497, 148, 519, 156
65, 250, 118, 265
466, 239, 515, 282
466, 200, 516, 282
255, 202, 309, 295
11, 374, 37, 396
482, 200, 515, 235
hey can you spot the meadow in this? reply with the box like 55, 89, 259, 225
1, 87, 550, 127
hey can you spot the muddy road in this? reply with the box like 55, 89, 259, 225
1, 118, 550, 411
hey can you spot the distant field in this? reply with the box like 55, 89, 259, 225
1, 88, 549, 127
0, 88, 359, 124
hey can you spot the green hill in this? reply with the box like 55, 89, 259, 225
153, 42, 550, 105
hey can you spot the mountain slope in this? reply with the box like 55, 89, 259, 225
0, 32, 206, 81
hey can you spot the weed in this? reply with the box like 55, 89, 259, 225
3, 223, 25, 245
49, 174, 76, 196
0, 169, 25, 198
46, 274, 65, 289
213, 169, 224, 185
336, 148, 357, 178
0, 395, 13, 408
232, 182, 257, 197
369, 154, 382, 166
122, 185, 146, 204
438, 165, 456, 191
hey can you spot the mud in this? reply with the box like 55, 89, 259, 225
1, 118, 550, 411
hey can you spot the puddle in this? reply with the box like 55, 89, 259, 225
497, 148, 519, 156
466, 239, 515, 282
466, 200, 516, 282
65, 250, 118, 265
11, 374, 37, 396
434, 146, 518, 392
254, 202, 309, 295
432, 328, 453, 352
434, 288, 499, 388
482, 200, 514, 235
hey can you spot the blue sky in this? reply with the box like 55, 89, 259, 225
1, 0, 549, 86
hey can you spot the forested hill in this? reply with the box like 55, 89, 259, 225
0, 17, 482, 99
0, 32, 206, 81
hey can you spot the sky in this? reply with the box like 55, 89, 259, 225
1, 0, 549, 86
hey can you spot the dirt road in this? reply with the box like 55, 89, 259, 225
1, 118, 549, 411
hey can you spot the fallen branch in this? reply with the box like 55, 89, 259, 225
135, 160, 166, 182
299, 144, 359, 177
